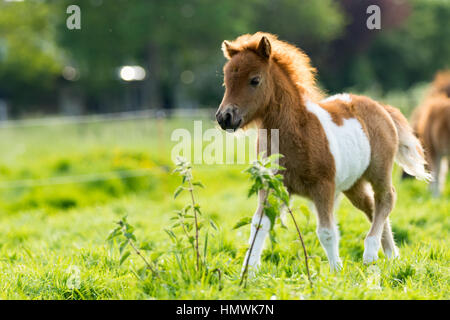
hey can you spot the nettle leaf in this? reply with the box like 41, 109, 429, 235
164, 229, 177, 241
194, 205, 202, 215
106, 228, 121, 241
173, 167, 182, 173
192, 181, 204, 188
247, 185, 258, 198
119, 240, 129, 254
125, 224, 135, 234
124, 232, 136, 241
139, 241, 154, 251
268, 153, 283, 161
280, 192, 290, 205
269, 229, 278, 244
233, 217, 252, 230
264, 205, 278, 229
119, 251, 131, 265
174, 186, 184, 199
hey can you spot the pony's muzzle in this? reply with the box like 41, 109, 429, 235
216, 105, 242, 131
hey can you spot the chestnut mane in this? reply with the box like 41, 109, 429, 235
224, 32, 324, 102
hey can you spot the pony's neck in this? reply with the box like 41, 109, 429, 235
261, 64, 310, 133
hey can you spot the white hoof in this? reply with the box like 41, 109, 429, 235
384, 246, 400, 260
241, 257, 261, 279
329, 258, 343, 272
363, 236, 380, 264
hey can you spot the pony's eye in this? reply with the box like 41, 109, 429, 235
250, 77, 260, 86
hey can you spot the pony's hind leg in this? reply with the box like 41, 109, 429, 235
364, 175, 397, 264
344, 179, 399, 259
242, 189, 271, 276
381, 218, 399, 259
430, 154, 443, 197
440, 157, 448, 193
311, 181, 342, 271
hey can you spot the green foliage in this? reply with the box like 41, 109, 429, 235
2, 0, 449, 113
0, 1, 62, 109
252, 0, 346, 47
240, 153, 311, 286
107, 215, 159, 279
170, 157, 217, 272
347, 0, 450, 92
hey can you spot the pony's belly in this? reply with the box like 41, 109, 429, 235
331, 118, 371, 192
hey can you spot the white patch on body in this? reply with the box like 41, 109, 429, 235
363, 235, 380, 264
317, 226, 342, 271
321, 93, 352, 104
305, 99, 371, 192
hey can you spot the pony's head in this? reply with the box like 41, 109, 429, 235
216, 35, 273, 131
216, 32, 322, 131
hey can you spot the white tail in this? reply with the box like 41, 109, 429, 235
383, 104, 433, 182
395, 135, 432, 181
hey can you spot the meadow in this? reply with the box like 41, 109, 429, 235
0, 107, 448, 300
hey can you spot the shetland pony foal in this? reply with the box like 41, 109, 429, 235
216, 33, 431, 272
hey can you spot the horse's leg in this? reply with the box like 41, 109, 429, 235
242, 189, 271, 275
344, 179, 374, 221
311, 181, 342, 271
344, 179, 399, 259
364, 166, 397, 264
430, 154, 442, 197
438, 157, 448, 195
381, 218, 399, 259
334, 193, 343, 212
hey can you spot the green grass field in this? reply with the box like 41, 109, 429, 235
0, 115, 448, 300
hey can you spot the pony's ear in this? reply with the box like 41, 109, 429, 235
222, 41, 239, 60
256, 36, 271, 60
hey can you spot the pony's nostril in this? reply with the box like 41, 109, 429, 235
224, 111, 232, 126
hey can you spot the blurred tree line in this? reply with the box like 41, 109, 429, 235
0, 0, 448, 117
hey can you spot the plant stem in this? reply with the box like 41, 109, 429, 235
240, 190, 268, 287
187, 178, 201, 272
128, 239, 160, 278
285, 205, 312, 287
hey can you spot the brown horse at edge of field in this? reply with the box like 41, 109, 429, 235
411, 70, 450, 197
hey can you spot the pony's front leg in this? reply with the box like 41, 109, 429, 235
311, 182, 342, 272
242, 189, 271, 276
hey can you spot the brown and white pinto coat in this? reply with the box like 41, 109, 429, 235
216, 33, 431, 272
411, 71, 450, 196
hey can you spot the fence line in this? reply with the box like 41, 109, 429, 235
0, 169, 154, 189
0, 164, 249, 189
0, 108, 216, 129
0, 108, 222, 189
